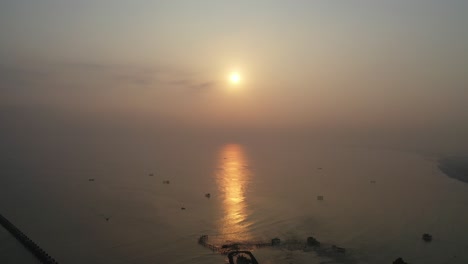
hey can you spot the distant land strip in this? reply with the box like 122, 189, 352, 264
0, 213, 58, 264
438, 157, 468, 184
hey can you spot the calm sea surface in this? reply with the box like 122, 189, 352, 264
1, 143, 467, 264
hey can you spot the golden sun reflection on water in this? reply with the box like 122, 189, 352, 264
215, 144, 252, 242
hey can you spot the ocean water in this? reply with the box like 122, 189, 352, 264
1, 143, 468, 264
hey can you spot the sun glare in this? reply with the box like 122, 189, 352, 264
229, 72, 241, 84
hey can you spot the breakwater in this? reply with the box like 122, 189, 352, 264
197, 234, 350, 261
197, 235, 325, 254
198, 235, 272, 254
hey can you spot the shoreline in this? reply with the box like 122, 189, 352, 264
438, 157, 468, 184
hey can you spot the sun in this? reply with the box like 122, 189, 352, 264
229, 72, 241, 84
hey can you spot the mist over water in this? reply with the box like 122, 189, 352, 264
1, 136, 468, 264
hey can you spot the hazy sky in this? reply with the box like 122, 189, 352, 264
1, 0, 468, 155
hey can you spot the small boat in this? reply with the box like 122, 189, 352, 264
228, 251, 258, 264
88, 178, 95, 182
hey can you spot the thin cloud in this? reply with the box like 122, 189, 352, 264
167, 78, 217, 91
0, 61, 217, 93
189, 81, 216, 90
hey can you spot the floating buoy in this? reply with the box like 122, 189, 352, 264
422, 233, 432, 242
271, 238, 281, 246
393, 257, 408, 264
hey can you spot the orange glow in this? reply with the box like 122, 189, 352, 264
229, 72, 241, 84
215, 144, 252, 242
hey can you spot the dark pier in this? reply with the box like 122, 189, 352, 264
0, 213, 58, 264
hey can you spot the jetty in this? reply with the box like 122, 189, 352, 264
0, 213, 58, 264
